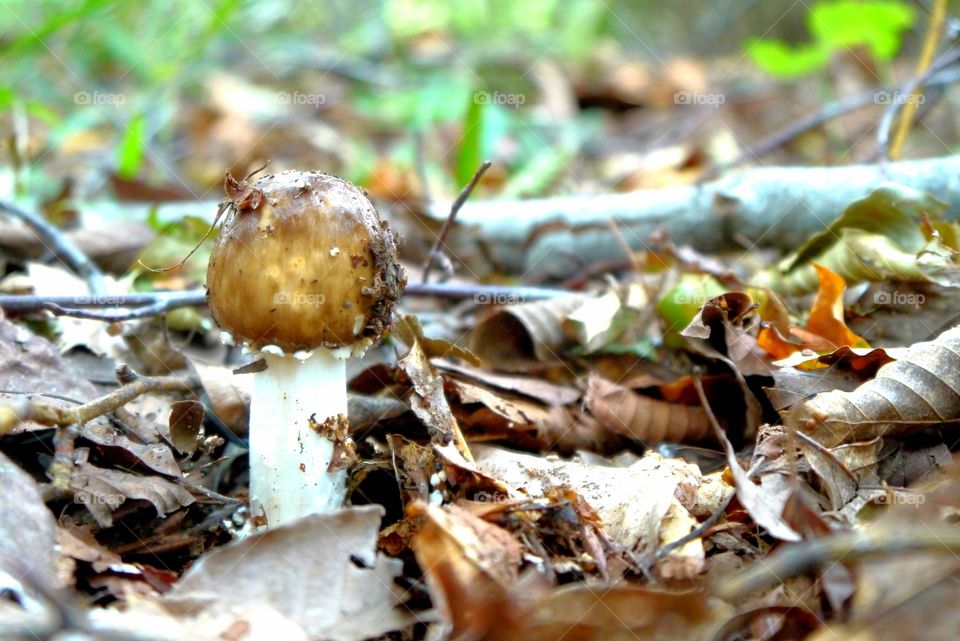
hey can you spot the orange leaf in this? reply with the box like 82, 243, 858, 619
805, 264, 868, 350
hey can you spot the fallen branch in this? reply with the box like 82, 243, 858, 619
433, 154, 960, 280
0, 282, 568, 321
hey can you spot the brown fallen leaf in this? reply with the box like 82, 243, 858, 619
486, 572, 728, 641
189, 358, 250, 435
472, 444, 707, 571
167, 505, 418, 641
790, 324, 960, 447
585, 374, 711, 444
804, 264, 869, 350
409, 500, 522, 639
397, 322, 472, 460
469, 294, 589, 369
0, 450, 62, 591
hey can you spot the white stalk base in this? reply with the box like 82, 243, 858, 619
248, 348, 348, 528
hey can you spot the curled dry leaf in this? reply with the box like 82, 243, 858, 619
585, 374, 711, 444
71, 456, 195, 527
790, 324, 960, 447
469, 294, 589, 369
408, 500, 522, 640
397, 324, 472, 460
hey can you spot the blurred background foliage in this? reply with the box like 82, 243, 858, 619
0, 0, 925, 207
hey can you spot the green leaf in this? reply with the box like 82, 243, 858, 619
456, 92, 485, 189
746, 39, 830, 78
116, 114, 147, 179
756, 184, 955, 294
657, 275, 727, 348
746, 0, 915, 78
808, 0, 914, 60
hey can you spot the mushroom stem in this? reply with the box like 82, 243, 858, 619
248, 348, 348, 527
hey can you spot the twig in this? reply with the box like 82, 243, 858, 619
703, 91, 879, 180
0, 200, 107, 295
421, 160, 492, 284
705, 68, 960, 181
0, 364, 193, 435
656, 492, 735, 559
889, 0, 948, 160
876, 47, 960, 161
714, 526, 960, 601
0, 282, 568, 321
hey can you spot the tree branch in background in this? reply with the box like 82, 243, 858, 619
435, 153, 960, 281
0, 200, 108, 295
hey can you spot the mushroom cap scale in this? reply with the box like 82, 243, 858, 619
206, 170, 406, 353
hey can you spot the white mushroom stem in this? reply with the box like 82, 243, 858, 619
248, 347, 348, 527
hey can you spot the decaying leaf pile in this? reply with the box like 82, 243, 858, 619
2, 180, 960, 641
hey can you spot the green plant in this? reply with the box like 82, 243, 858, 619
746, 0, 915, 78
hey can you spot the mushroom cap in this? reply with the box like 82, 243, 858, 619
206, 170, 406, 353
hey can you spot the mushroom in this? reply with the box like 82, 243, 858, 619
206, 170, 406, 528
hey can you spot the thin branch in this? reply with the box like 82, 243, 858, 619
0, 200, 107, 295
714, 526, 960, 601
889, 0, 948, 160
421, 160, 492, 284
706, 67, 960, 181
0, 365, 193, 435
876, 47, 960, 161
0, 282, 568, 321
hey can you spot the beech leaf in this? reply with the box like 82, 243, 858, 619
791, 325, 960, 447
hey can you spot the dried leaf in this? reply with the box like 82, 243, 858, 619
585, 374, 710, 444
408, 501, 521, 639
759, 184, 953, 294
189, 359, 250, 435
168, 400, 204, 455
398, 328, 471, 460
167, 505, 417, 641
469, 294, 589, 368
473, 445, 703, 556
805, 264, 868, 350
487, 572, 726, 641
436, 359, 581, 405
0, 451, 60, 590
791, 325, 960, 447
71, 458, 195, 527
